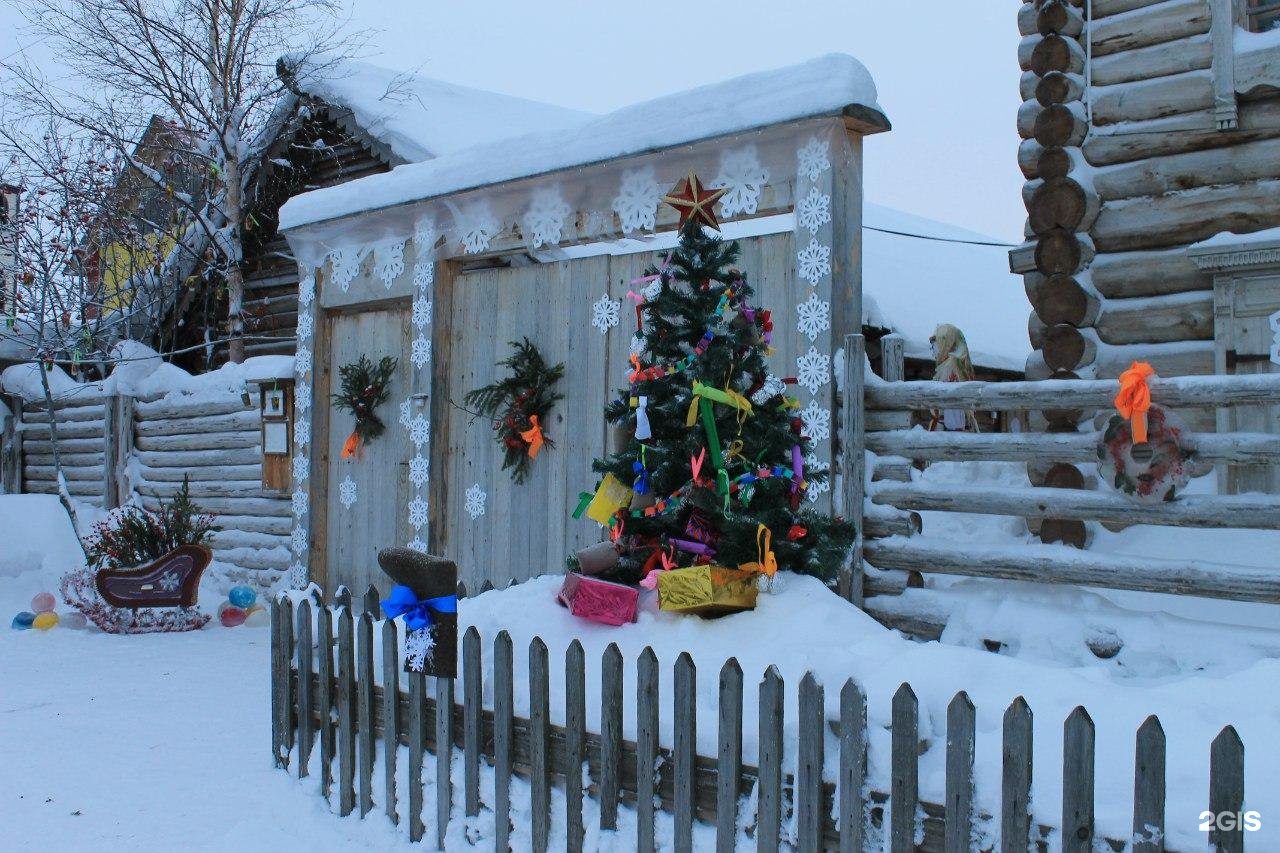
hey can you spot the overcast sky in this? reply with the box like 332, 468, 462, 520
1, 0, 1026, 240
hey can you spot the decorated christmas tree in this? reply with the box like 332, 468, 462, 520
573, 176, 855, 590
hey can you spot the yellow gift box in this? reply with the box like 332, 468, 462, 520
657, 565, 759, 617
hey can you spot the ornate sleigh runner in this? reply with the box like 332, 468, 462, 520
62, 544, 213, 633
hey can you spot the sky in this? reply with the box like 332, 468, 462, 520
0, 0, 1027, 242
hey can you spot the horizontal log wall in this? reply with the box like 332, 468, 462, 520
20, 396, 107, 507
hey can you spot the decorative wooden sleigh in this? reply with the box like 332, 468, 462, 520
94, 544, 212, 609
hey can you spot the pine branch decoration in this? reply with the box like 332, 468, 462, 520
332, 354, 398, 456
464, 338, 565, 484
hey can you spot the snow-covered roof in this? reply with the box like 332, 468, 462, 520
280, 54, 888, 232
290, 59, 591, 164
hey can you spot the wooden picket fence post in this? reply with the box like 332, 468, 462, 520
272, 588, 1247, 851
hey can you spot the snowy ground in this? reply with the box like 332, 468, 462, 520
3, 480, 1279, 851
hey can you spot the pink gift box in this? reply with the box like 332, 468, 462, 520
557, 573, 639, 627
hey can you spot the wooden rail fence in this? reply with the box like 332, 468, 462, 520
271, 588, 1251, 852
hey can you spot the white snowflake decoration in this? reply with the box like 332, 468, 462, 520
404, 628, 433, 672
1270, 309, 1280, 365
797, 187, 832, 235
374, 239, 405, 288
413, 256, 434, 290
797, 239, 832, 286
796, 346, 831, 395
294, 346, 312, 375
408, 454, 431, 487
292, 454, 309, 482
329, 248, 365, 292
412, 297, 432, 329
411, 333, 432, 368
796, 291, 831, 342
799, 399, 831, 442
339, 474, 358, 509
296, 311, 313, 342
591, 293, 621, 334
806, 476, 831, 503
409, 414, 431, 449
288, 562, 308, 589
291, 488, 309, 518
751, 374, 787, 406
291, 525, 309, 557
711, 145, 769, 217
294, 417, 310, 447
413, 217, 438, 258
158, 571, 179, 593
796, 136, 831, 183
297, 273, 315, 307
522, 185, 572, 248
406, 537, 428, 554
457, 199, 501, 254
612, 166, 662, 234
407, 496, 429, 530
641, 275, 663, 300
295, 384, 311, 411
464, 483, 486, 520
399, 398, 414, 430
629, 334, 646, 357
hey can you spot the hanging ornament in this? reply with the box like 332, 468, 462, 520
331, 355, 398, 459
662, 170, 728, 231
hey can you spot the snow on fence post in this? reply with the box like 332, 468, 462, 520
1132, 715, 1166, 853
890, 683, 920, 853
1061, 706, 1096, 853
102, 392, 133, 510
1001, 696, 1034, 853
839, 332, 866, 607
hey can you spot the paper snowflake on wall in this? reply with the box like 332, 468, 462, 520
411, 333, 432, 368
591, 293, 621, 334
414, 217, 438, 258
292, 454, 309, 483
796, 136, 831, 183
295, 384, 311, 411
296, 311, 313, 342
612, 166, 662, 234
406, 537, 428, 554
400, 398, 414, 429
339, 474, 358, 509
796, 291, 831, 342
407, 496, 429, 530
374, 239, 405, 288
711, 145, 769, 217
297, 273, 315, 307
290, 525, 308, 557
294, 417, 310, 447
404, 628, 433, 672
797, 187, 831, 235
409, 415, 431, 449
412, 297, 432, 329
464, 483, 486, 520
799, 399, 831, 443
413, 256, 434, 290
288, 562, 308, 589
295, 346, 312, 375
291, 488, 309, 519
751, 373, 787, 405
457, 199, 501, 254
796, 346, 831, 395
522, 185, 573, 248
807, 476, 831, 503
409, 454, 430, 487
797, 239, 832, 286
329, 247, 365, 292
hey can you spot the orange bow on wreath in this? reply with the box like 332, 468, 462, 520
519, 415, 544, 459
1115, 360, 1155, 443
341, 432, 361, 459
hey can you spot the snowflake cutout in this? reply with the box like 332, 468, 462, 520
292, 454, 310, 482
409, 454, 430, 487
158, 571, 179, 593
796, 291, 831, 342
522, 185, 572, 248
797, 239, 832, 286
295, 384, 311, 411
407, 496, 429, 530
797, 187, 831, 235
329, 247, 365, 292
374, 239, 405, 288
291, 488, 309, 518
413, 217, 438, 258
404, 627, 433, 672
409, 415, 431, 449
591, 293, 621, 334
464, 483, 486, 520
400, 398, 414, 429
641, 275, 663, 300
796, 136, 831, 183
796, 346, 831, 395
288, 562, 308, 590
412, 297, 432, 329
612, 166, 662, 234
294, 417, 310, 447
1270, 308, 1280, 365
413, 260, 434, 290
297, 273, 315, 307
411, 333, 431, 368
807, 476, 831, 503
294, 346, 312, 375
751, 374, 787, 405
339, 474, 357, 509
456, 199, 501, 254
291, 525, 308, 557
711, 145, 769, 217
296, 311, 313, 342
629, 334, 646, 357
799, 399, 831, 442
406, 537, 428, 554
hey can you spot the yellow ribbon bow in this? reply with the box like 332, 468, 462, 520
519, 415, 545, 459
685, 381, 754, 426
739, 523, 778, 578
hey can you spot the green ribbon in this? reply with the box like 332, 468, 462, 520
699, 398, 723, 470
571, 490, 593, 519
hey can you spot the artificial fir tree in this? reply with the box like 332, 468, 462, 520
577, 218, 855, 587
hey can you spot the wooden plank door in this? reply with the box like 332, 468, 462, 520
1222, 274, 1280, 494
323, 303, 413, 593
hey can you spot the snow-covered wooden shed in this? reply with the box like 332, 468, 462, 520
278, 54, 892, 594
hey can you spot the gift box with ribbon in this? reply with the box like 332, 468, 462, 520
657, 565, 758, 617
557, 573, 639, 626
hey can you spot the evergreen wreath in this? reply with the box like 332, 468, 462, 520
464, 338, 565, 484
332, 354, 398, 457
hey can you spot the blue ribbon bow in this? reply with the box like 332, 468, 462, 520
381, 585, 458, 633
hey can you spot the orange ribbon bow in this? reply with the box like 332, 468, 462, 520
341, 431, 361, 459
519, 415, 544, 459
1115, 361, 1155, 443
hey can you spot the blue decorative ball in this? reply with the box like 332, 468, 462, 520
11, 611, 36, 630
228, 585, 257, 610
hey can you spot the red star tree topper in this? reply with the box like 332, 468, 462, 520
661, 170, 727, 231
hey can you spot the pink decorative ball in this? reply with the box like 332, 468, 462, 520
31, 592, 56, 613
219, 605, 247, 628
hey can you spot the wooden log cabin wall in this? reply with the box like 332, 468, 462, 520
1015, 0, 1280, 529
